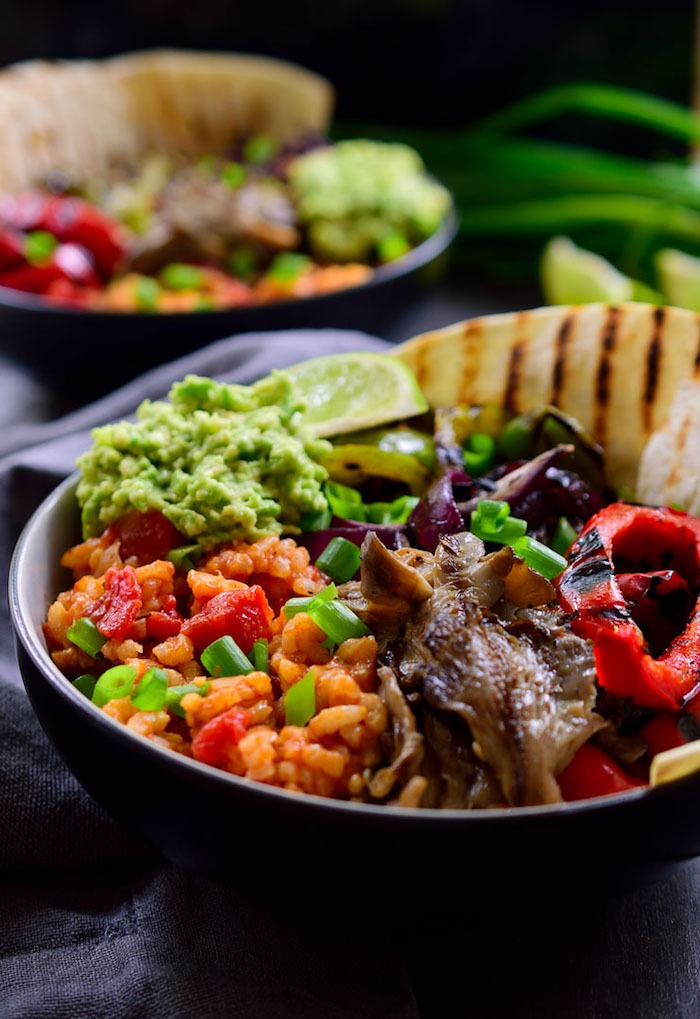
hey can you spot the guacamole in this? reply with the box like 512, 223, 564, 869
76, 372, 331, 549
288, 139, 452, 264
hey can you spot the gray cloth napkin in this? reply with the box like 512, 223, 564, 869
0, 329, 421, 1019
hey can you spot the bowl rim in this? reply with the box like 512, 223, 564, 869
0, 204, 459, 321
11, 469, 676, 826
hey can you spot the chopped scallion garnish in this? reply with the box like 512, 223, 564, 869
72, 674, 96, 698
552, 516, 579, 557
510, 535, 568, 580
220, 161, 246, 190
308, 600, 370, 645
167, 544, 203, 571
284, 669, 316, 727
165, 681, 210, 718
250, 638, 269, 673
463, 432, 496, 476
160, 263, 205, 291
131, 667, 169, 711
66, 617, 108, 658
470, 500, 527, 544
315, 537, 361, 584
24, 230, 58, 265
92, 665, 137, 707
201, 635, 254, 677
243, 134, 280, 165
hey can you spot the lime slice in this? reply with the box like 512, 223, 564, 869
285, 352, 428, 437
540, 235, 634, 305
655, 248, 700, 312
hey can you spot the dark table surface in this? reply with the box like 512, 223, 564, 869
2, 271, 699, 1019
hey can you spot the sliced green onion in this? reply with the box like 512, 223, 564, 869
167, 544, 203, 571
471, 511, 528, 545
228, 245, 257, 281
220, 161, 246, 190
283, 583, 338, 619
495, 414, 533, 461
308, 600, 370, 645
24, 230, 58, 265
243, 134, 280, 164
315, 537, 361, 584
201, 635, 254, 677
66, 617, 108, 658
474, 499, 511, 528
250, 638, 269, 673
284, 669, 316, 727
160, 263, 205, 291
72, 674, 96, 698
92, 665, 137, 707
131, 667, 169, 711
365, 494, 419, 525
165, 681, 210, 718
135, 275, 161, 311
463, 432, 496, 476
265, 251, 312, 283
510, 535, 568, 579
552, 517, 579, 557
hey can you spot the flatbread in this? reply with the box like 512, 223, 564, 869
0, 49, 335, 192
637, 380, 700, 512
394, 302, 700, 497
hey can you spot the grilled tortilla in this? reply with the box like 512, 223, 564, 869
394, 302, 700, 498
0, 49, 334, 193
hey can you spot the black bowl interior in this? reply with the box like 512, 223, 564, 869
0, 207, 458, 400
11, 473, 700, 909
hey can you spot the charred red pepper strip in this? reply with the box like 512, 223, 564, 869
182, 585, 274, 656
191, 707, 251, 768
556, 502, 700, 710
557, 743, 646, 801
89, 565, 143, 640
0, 192, 126, 276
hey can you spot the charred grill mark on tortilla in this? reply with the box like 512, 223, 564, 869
593, 305, 619, 443
503, 339, 525, 414
456, 319, 482, 407
550, 311, 575, 408
643, 306, 665, 433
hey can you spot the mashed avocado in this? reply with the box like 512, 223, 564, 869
76, 372, 331, 549
288, 139, 452, 264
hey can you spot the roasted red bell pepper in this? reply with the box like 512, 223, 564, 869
181, 585, 273, 656
0, 192, 126, 276
557, 743, 646, 801
556, 502, 700, 710
89, 564, 143, 640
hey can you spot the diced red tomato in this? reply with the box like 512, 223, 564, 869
557, 743, 646, 802
146, 594, 184, 640
109, 509, 184, 565
0, 192, 126, 276
181, 585, 273, 655
191, 708, 251, 768
89, 564, 143, 640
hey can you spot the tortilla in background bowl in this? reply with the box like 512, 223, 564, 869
10, 301, 700, 912
0, 49, 457, 394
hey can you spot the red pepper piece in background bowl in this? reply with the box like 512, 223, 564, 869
0, 227, 27, 271
0, 192, 127, 276
0, 241, 102, 295
556, 503, 700, 710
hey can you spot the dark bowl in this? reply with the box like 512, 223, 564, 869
10, 472, 700, 911
0, 208, 457, 401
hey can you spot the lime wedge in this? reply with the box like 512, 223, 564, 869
655, 248, 700, 312
285, 352, 428, 437
540, 235, 634, 305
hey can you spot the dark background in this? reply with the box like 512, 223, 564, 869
0, 0, 695, 130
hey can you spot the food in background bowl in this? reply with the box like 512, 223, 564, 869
0, 51, 451, 312
35, 307, 700, 808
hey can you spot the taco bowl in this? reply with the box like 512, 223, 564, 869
10, 302, 700, 910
